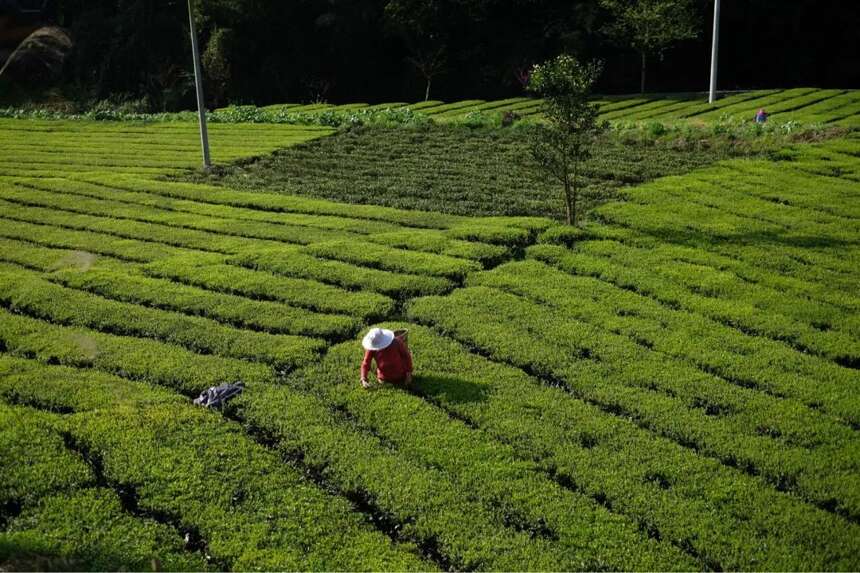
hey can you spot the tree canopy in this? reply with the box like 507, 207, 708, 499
1, 0, 856, 110
600, 0, 700, 92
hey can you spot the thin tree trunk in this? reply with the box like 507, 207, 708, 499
425, 77, 431, 101
563, 181, 573, 225
640, 51, 647, 94
563, 159, 573, 225
571, 160, 579, 226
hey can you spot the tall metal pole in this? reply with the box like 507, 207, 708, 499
708, 0, 720, 104
188, 0, 211, 169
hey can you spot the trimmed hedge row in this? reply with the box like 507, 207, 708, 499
0, 183, 364, 247
645, 176, 859, 244
0, 266, 325, 370
235, 383, 578, 571
0, 197, 286, 255
576, 215, 859, 307
0, 310, 272, 395
0, 239, 360, 338
0, 395, 203, 571
529, 242, 860, 367
600, 99, 682, 122
766, 89, 849, 116
8, 177, 519, 263
596, 191, 858, 280
446, 216, 553, 246
144, 256, 394, 321
49, 265, 359, 339
602, 209, 860, 312
302, 240, 481, 281
406, 286, 860, 521
0, 358, 428, 570
380, 324, 860, 570
1, 487, 207, 571
691, 163, 860, 232
649, 90, 779, 120
272, 338, 698, 570
0, 404, 92, 509
695, 88, 819, 120
471, 259, 860, 427
0, 237, 124, 274
0, 161, 184, 175
0, 326, 644, 570
72, 173, 460, 230
231, 250, 453, 298
0, 217, 191, 262
573, 235, 858, 340
0, 355, 182, 411
0, 119, 334, 171
9, 176, 402, 235
789, 92, 860, 122
366, 229, 510, 264
70, 173, 555, 244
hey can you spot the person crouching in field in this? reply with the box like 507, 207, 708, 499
360, 328, 413, 389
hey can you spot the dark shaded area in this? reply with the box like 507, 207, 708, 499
0, 25, 71, 86
0, 0, 857, 109
182, 124, 778, 219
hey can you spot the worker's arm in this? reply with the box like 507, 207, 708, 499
360, 350, 374, 387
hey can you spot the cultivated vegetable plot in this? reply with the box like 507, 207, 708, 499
1, 118, 859, 571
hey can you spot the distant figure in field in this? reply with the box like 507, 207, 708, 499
755, 108, 769, 124
360, 328, 413, 389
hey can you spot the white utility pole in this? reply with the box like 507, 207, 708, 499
708, 0, 721, 104
187, 0, 211, 169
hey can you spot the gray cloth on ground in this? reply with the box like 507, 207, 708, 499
193, 381, 244, 408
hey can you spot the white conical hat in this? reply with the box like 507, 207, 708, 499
362, 327, 395, 351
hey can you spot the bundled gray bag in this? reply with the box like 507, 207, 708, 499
193, 382, 244, 409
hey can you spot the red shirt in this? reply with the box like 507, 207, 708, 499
361, 339, 413, 382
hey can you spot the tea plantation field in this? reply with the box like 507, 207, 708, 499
219, 87, 860, 126
0, 115, 859, 571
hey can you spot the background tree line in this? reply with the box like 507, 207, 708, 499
10, 0, 860, 111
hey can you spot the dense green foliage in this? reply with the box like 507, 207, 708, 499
4, 0, 857, 109
600, 0, 699, 93
527, 54, 606, 224
186, 119, 843, 220
6, 88, 859, 129
0, 116, 859, 570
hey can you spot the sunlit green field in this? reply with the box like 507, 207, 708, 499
224, 87, 860, 126
1, 112, 858, 571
